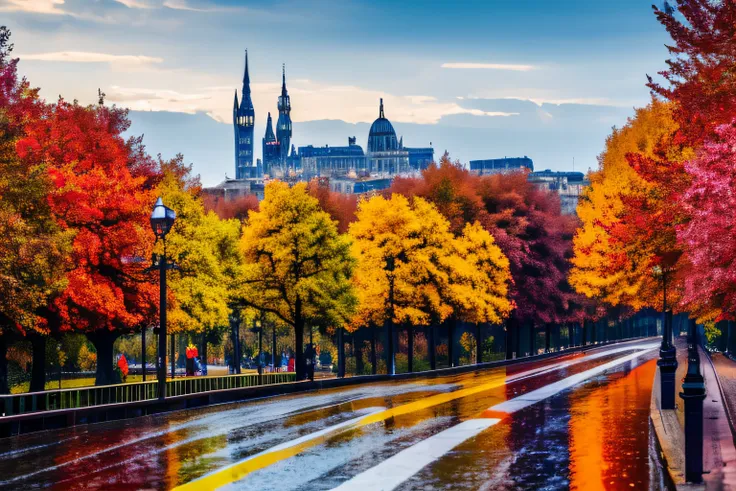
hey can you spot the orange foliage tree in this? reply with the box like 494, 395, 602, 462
16, 97, 159, 386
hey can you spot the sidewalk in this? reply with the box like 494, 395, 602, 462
650, 336, 736, 489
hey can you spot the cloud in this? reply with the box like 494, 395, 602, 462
107, 79, 519, 126
17, 51, 164, 66
0, 0, 67, 15
163, 0, 205, 11
112, 0, 238, 12
114, 0, 157, 8
441, 62, 536, 72
502, 96, 618, 107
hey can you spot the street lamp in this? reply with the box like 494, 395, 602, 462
653, 265, 678, 409
150, 197, 176, 401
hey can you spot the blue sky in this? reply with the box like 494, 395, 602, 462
1, 0, 673, 184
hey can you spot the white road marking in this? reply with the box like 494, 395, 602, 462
331, 344, 658, 491
331, 418, 502, 491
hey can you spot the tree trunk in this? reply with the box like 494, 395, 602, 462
429, 324, 436, 370
407, 325, 414, 373
476, 324, 482, 364
528, 322, 535, 357
0, 334, 8, 394
545, 324, 551, 353
294, 297, 305, 381
30, 335, 46, 392
337, 327, 345, 378
88, 330, 120, 386
505, 318, 513, 360
447, 320, 454, 368
355, 336, 365, 375
370, 325, 377, 375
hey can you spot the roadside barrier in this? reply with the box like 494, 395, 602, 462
1, 372, 296, 418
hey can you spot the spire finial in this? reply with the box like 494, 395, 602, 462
243, 49, 250, 89
379, 98, 384, 118
282, 63, 286, 87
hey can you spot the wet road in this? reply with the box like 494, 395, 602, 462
0, 339, 665, 490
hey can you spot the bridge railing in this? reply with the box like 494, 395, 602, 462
1, 372, 296, 418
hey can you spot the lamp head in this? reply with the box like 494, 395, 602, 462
150, 197, 176, 239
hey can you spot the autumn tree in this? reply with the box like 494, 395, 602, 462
392, 154, 583, 357
203, 193, 259, 221
156, 156, 241, 361
237, 181, 356, 380
648, 0, 736, 144
306, 177, 358, 233
677, 123, 736, 320
0, 28, 72, 393
349, 194, 511, 372
16, 97, 159, 386
571, 101, 685, 311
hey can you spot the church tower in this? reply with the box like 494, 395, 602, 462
233, 50, 255, 179
276, 64, 292, 165
262, 112, 279, 176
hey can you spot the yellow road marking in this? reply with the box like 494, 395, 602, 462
174, 347, 645, 490
174, 371, 512, 490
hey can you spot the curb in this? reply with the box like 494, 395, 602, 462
703, 350, 736, 447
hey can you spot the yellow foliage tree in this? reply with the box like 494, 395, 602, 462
236, 181, 356, 380
156, 158, 241, 334
350, 194, 511, 373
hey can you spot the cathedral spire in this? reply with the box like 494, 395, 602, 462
233, 89, 239, 111
242, 50, 251, 94
281, 63, 287, 96
264, 112, 276, 142
379, 98, 385, 118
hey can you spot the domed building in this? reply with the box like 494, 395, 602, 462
366, 99, 410, 175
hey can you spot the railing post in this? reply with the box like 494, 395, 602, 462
680, 318, 706, 483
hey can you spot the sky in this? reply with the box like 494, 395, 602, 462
1, 0, 674, 185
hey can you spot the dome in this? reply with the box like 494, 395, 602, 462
367, 98, 398, 153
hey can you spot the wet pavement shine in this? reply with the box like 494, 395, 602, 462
0, 339, 664, 490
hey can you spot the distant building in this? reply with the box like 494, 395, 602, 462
203, 174, 266, 201
221, 52, 433, 200
297, 100, 433, 181
299, 137, 366, 178
329, 176, 393, 195
262, 66, 297, 177
469, 157, 534, 175
232, 51, 259, 179
528, 169, 589, 215
407, 147, 434, 171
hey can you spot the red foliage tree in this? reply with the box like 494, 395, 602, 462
678, 123, 736, 319
306, 178, 358, 233
203, 193, 259, 221
648, 0, 736, 144
17, 98, 159, 385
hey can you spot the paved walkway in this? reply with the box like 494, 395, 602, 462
711, 353, 736, 438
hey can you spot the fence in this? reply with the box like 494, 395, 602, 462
1, 371, 296, 418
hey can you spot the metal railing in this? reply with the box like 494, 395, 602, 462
1, 372, 296, 418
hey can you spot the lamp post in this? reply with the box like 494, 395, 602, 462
150, 197, 176, 401
653, 265, 678, 410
